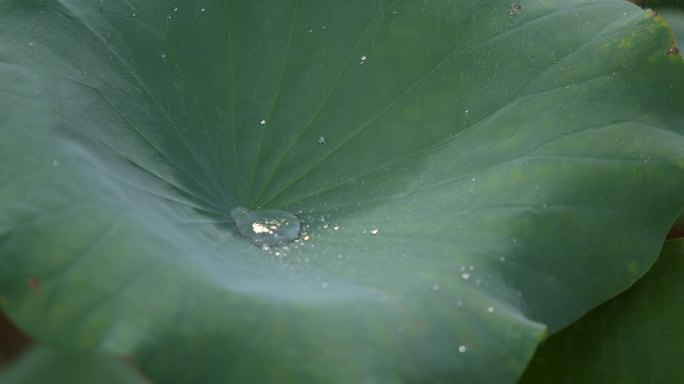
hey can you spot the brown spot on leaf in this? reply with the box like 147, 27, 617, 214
27, 277, 41, 294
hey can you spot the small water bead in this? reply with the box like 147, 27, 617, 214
200, 7, 206, 12
458, 345, 467, 353
487, 306, 495, 314
333, 224, 340, 231
259, 119, 266, 125
161, 52, 167, 58
369, 228, 379, 236
173, 7, 178, 11
360, 55, 367, 64
28, 42, 33, 48
460, 272, 470, 280
432, 284, 440, 291
321, 282, 329, 289
231, 207, 301, 248
318, 136, 326, 144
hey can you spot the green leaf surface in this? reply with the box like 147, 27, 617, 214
0, 346, 147, 384
1, 0, 683, 382
520, 239, 684, 383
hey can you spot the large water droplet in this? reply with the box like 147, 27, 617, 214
231, 207, 301, 247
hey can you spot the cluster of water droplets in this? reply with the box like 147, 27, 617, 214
231, 206, 301, 248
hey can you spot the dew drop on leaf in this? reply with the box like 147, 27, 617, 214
231, 207, 301, 248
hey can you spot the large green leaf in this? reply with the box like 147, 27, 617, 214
520, 239, 684, 383
1, 0, 683, 382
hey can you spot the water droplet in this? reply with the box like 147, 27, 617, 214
322, 223, 329, 229
200, 7, 206, 12
166, 15, 171, 19
499, 256, 506, 262
458, 345, 467, 353
321, 282, 329, 289
318, 136, 326, 144
173, 7, 178, 12
51, 160, 58, 166
231, 207, 301, 247
333, 224, 340, 231
161, 52, 167, 58
28, 42, 33, 48
455, 300, 463, 308
321, 25, 327, 30
487, 306, 495, 313
460, 272, 470, 280
131, 12, 136, 17
307, 28, 313, 33
360, 55, 367, 64
259, 119, 266, 125
432, 284, 440, 291
471, 177, 476, 182
369, 227, 379, 236
303, 234, 310, 241
392, 9, 399, 14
